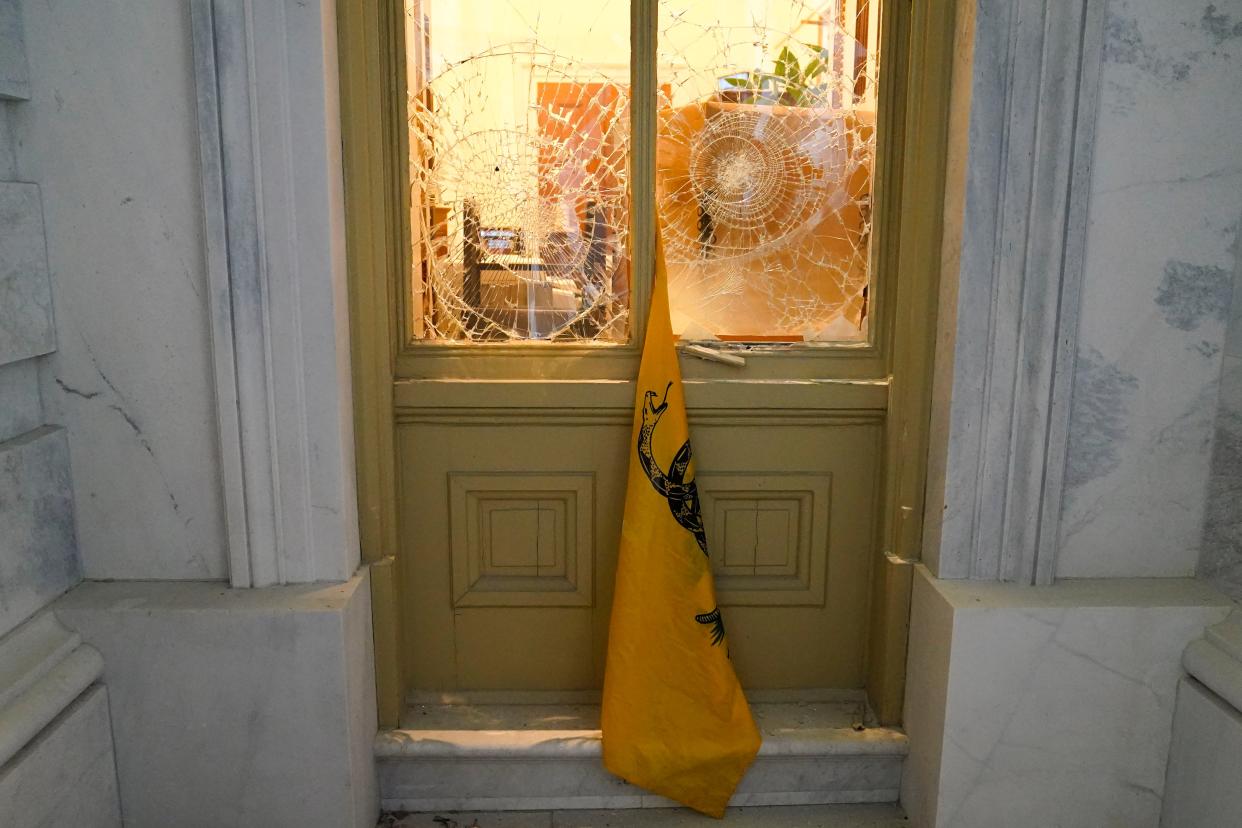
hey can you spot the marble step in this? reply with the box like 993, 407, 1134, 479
375, 698, 907, 813
380, 803, 910, 826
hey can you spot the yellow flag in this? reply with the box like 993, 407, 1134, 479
601, 231, 761, 818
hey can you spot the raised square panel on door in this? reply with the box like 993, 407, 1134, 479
449, 473, 593, 607
399, 416, 629, 691
688, 417, 881, 689
699, 473, 830, 606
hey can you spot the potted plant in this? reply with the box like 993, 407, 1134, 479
716, 43, 833, 106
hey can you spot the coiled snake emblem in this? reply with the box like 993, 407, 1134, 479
638, 382, 726, 647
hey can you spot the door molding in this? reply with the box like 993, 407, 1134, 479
922, 0, 1108, 585
190, 0, 360, 587
337, 0, 951, 727
335, 0, 408, 727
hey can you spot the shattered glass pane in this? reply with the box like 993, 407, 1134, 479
658, 0, 879, 342
406, 1, 631, 343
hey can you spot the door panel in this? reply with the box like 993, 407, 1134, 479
398, 394, 880, 690
693, 418, 880, 689
400, 416, 628, 690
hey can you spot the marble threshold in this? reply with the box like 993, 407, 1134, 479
375, 698, 908, 813
379, 803, 910, 827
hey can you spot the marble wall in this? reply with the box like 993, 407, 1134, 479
1058, 0, 1242, 577
0, 685, 122, 828
0, 0, 28, 101
0, 38, 81, 640
0, 427, 80, 640
0, 181, 54, 363
1202, 356, 1242, 597
1201, 243, 1242, 598
53, 572, 379, 828
0, 12, 115, 825
11, 0, 227, 580
1161, 677, 1242, 827
902, 569, 1233, 828
0, 360, 39, 441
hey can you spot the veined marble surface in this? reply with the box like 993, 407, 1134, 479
380, 805, 910, 827
0, 182, 54, 366
0, 360, 39, 443
1058, 0, 1242, 577
53, 572, 378, 828
1202, 355, 1242, 598
0, 685, 121, 828
13, 0, 227, 580
0, 0, 29, 101
0, 98, 14, 179
381, 804, 909, 828
378, 700, 906, 813
0, 426, 79, 640
902, 568, 1232, 828
1160, 677, 1242, 827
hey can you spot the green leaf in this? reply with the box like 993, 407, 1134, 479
802, 41, 833, 63
774, 46, 800, 83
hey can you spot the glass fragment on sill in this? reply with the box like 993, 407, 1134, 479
658, 0, 879, 343
406, 0, 631, 343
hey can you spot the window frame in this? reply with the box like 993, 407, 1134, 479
391, 0, 909, 384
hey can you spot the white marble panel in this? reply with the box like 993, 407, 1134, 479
1202, 355, 1242, 598
0, 0, 28, 101
53, 572, 378, 828
1160, 678, 1242, 828
12, 0, 227, 579
1058, 0, 1242, 577
0, 104, 16, 179
1229, 265, 1242, 359
550, 805, 909, 827
381, 804, 910, 828
901, 568, 1232, 828
0, 182, 54, 366
0, 685, 121, 827
0, 360, 40, 443
0, 426, 79, 640
898, 567, 954, 826
191, 0, 360, 586
379, 752, 903, 814
378, 699, 906, 813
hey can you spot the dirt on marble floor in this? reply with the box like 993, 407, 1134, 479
378, 804, 910, 827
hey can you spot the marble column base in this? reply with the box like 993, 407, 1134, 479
0, 685, 121, 827
0, 611, 119, 826
900, 567, 1231, 828
1160, 612, 1242, 827
53, 569, 378, 828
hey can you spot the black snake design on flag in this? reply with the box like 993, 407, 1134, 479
637, 381, 726, 647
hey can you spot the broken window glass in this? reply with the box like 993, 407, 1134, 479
405, 0, 878, 345
406, 0, 632, 343
658, 0, 879, 342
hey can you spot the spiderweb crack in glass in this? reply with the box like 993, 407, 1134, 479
409, 10, 632, 343
406, 0, 877, 344
657, 0, 877, 341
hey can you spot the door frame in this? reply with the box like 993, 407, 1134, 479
337, 0, 961, 727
